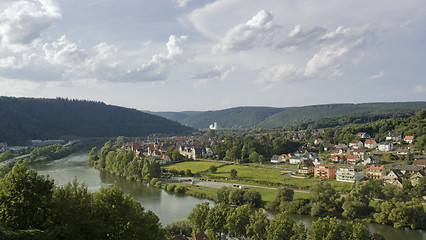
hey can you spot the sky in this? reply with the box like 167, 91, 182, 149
0, 0, 425, 111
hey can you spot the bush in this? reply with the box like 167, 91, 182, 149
167, 184, 176, 192
174, 186, 186, 194
150, 178, 159, 185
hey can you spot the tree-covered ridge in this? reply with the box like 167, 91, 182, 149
0, 97, 193, 145
179, 102, 426, 129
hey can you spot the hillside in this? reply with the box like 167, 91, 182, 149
178, 102, 426, 129
145, 111, 200, 122
0, 97, 193, 145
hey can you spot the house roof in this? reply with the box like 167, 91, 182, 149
347, 155, 358, 160
413, 160, 426, 166
364, 139, 377, 145
316, 164, 336, 168
404, 136, 415, 140
367, 165, 384, 171
299, 159, 315, 167
390, 164, 424, 172
353, 148, 366, 153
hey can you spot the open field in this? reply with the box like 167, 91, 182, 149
163, 161, 224, 173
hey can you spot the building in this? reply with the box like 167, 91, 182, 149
332, 154, 345, 164
366, 164, 386, 179
386, 132, 402, 142
314, 164, 337, 179
298, 159, 315, 175
289, 156, 306, 165
382, 170, 405, 185
363, 155, 380, 165
396, 148, 410, 155
352, 148, 366, 160
404, 136, 415, 144
390, 164, 424, 175
413, 159, 426, 168
349, 140, 363, 149
364, 139, 377, 149
271, 155, 284, 164
347, 155, 360, 165
357, 132, 371, 139
336, 166, 363, 182
377, 142, 393, 152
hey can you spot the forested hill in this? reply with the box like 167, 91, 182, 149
176, 102, 426, 129
0, 97, 193, 145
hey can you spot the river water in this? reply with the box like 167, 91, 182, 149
31, 152, 426, 240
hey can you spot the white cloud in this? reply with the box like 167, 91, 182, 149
0, 0, 61, 51
192, 64, 235, 87
42, 35, 87, 67
368, 71, 385, 80
257, 64, 302, 84
123, 35, 189, 82
276, 25, 327, 51
212, 10, 276, 54
172, 0, 192, 8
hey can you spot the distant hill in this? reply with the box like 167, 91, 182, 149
0, 97, 193, 145
145, 111, 200, 122
172, 102, 426, 129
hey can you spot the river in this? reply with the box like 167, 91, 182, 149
31, 151, 426, 240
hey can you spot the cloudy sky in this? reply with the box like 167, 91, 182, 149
0, 0, 425, 111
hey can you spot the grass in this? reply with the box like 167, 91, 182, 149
163, 161, 223, 173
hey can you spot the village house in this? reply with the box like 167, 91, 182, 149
314, 138, 324, 145
413, 159, 426, 168
352, 148, 366, 160
347, 155, 360, 165
357, 132, 371, 139
271, 155, 284, 164
159, 155, 172, 165
336, 166, 364, 182
382, 169, 405, 185
289, 156, 306, 165
410, 171, 426, 186
386, 132, 402, 142
396, 148, 410, 155
332, 154, 346, 164
404, 136, 415, 144
366, 164, 386, 179
349, 140, 363, 149
377, 142, 393, 152
390, 164, 424, 175
312, 158, 324, 165
335, 144, 348, 154
363, 155, 380, 165
314, 164, 337, 179
364, 139, 377, 149
298, 159, 315, 175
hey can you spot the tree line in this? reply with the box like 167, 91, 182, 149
0, 163, 164, 240
87, 141, 161, 182
265, 180, 426, 230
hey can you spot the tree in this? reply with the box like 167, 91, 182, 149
188, 202, 210, 234
209, 165, 218, 173
49, 179, 102, 239
185, 169, 193, 177
226, 204, 251, 239
93, 187, 164, 240
246, 208, 269, 240
230, 169, 238, 179
249, 151, 260, 163
229, 188, 245, 206
308, 216, 371, 240
87, 147, 99, 166
205, 203, 229, 240
166, 220, 192, 237
172, 149, 183, 162
266, 211, 295, 240
266, 187, 294, 211
309, 181, 341, 217
0, 163, 54, 230
342, 182, 373, 219
215, 186, 231, 204
243, 190, 263, 208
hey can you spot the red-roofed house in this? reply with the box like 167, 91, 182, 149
366, 165, 386, 179
352, 148, 366, 160
347, 155, 360, 165
364, 139, 377, 149
404, 136, 415, 144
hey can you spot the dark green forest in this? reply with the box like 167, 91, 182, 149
177, 102, 426, 129
0, 97, 193, 145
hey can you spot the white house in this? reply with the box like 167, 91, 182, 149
349, 140, 363, 149
289, 156, 306, 165
271, 155, 284, 164
336, 166, 364, 182
364, 139, 377, 149
378, 142, 393, 152
386, 132, 402, 142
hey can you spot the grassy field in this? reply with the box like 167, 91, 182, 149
163, 161, 224, 173
207, 164, 353, 192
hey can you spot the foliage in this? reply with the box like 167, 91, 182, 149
29, 144, 72, 163
308, 216, 372, 240
166, 220, 192, 238
246, 208, 270, 240
188, 202, 210, 234
0, 163, 54, 230
0, 97, 193, 145
265, 187, 294, 211
309, 181, 341, 217
230, 169, 238, 179
265, 211, 298, 240
205, 203, 229, 240
226, 204, 251, 239
214, 187, 262, 208
342, 182, 373, 219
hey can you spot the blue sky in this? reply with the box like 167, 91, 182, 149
0, 0, 425, 111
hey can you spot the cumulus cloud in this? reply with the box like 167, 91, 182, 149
192, 64, 235, 87
123, 35, 189, 82
42, 35, 87, 67
276, 25, 327, 51
0, 0, 61, 51
414, 85, 426, 93
212, 10, 276, 54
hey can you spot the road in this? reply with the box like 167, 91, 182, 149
0, 154, 30, 168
